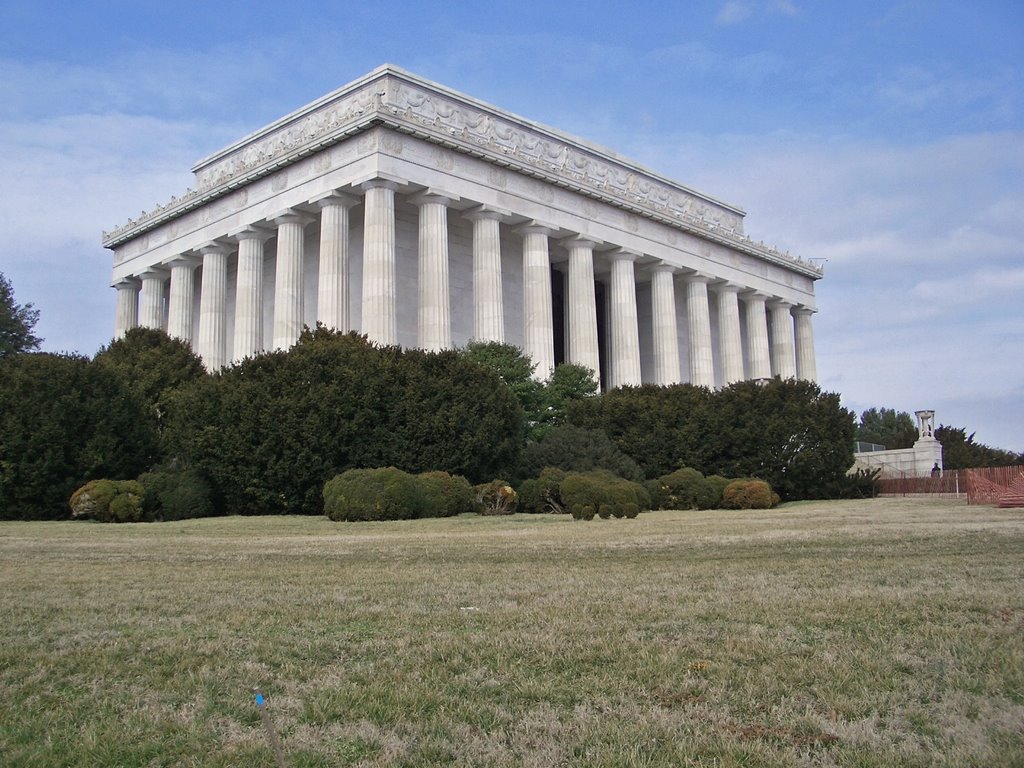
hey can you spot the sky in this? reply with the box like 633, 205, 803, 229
1, 0, 1022, 452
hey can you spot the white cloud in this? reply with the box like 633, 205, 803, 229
715, 0, 799, 26
716, 1, 754, 25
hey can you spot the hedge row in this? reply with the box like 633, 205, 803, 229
323, 468, 478, 522
647, 467, 779, 510
68, 467, 217, 523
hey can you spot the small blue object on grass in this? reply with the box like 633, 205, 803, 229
252, 686, 287, 768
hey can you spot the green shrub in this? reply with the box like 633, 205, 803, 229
650, 467, 705, 510
138, 466, 215, 521
69, 479, 146, 523
516, 424, 644, 483
696, 474, 731, 510
0, 353, 153, 520
417, 471, 476, 517
571, 503, 596, 521
721, 479, 777, 509
474, 480, 518, 515
517, 468, 568, 514
165, 329, 523, 516
558, 470, 649, 521
323, 467, 425, 522
516, 478, 540, 513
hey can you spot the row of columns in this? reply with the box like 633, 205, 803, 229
114, 179, 816, 387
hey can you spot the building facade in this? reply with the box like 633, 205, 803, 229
104, 64, 822, 387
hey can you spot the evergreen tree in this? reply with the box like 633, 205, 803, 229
0, 272, 41, 358
936, 425, 1024, 470
855, 407, 917, 449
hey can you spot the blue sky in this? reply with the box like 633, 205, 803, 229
2, 0, 1022, 451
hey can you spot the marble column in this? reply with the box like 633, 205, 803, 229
139, 268, 167, 331
271, 211, 312, 351
564, 237, 600, 383
769, 299, 797, 379
464, 207, 505, 343
743, 292, 772, 380
715, 283, 745, 386
315, 193, 358, 333
412, 192, 453, 352
685, 274, 715, 388
166, 256, 199, 345
113, 278, 140, 339
609, 250, 642, 389
198, 244, 229, 370
519, 223, 555, 380
650, 264, 681, 386
361, 180, 399, 346
233, 226, 269, 361
794, 307, 818, 382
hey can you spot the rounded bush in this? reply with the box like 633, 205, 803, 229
139, 467, 215, 521
651, 467, 705, 510
696, 475, 731, 510
323, 467, 425, 522
571, 504, 596, 521
722, 479, 776, 509
517, 468, 568, 514
418, 471, 475, 517
559, 470, 649, 520
516, 478, 541, 514
70, 479, 146, 523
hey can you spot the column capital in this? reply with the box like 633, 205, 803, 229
712, 281, 743, 294
229, 224, 274, 243
682, 271, 713, 284
515, 220, 557, 237
113, 276, 140, 288
463, 204, 511, 222
767, 297, 794, 310
742, 289, 770, 302
793, 305, 817, 316
164, 255, 200, 269
139, 266, 168, 280
359, 176, 403, 193
607, 247, 641, 262
268, 210, 315, 227
409, 189, 459, 207
649, 262, 677, 275
310, 190, 360, 209
561, 236, 598, 250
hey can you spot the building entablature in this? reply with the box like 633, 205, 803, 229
102, 65, 821, 281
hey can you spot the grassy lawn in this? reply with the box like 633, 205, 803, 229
1, 498, 1022, 767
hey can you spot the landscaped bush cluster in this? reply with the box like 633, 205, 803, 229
2, 321, 864, 521
644, 467, 780, 510
568, 378, 856, 501
722, 479, 779, 509
323, 467, 478, 522
518, 468, 649, 520
164, 328, 523, 516
647, 468, 733, 510
69, 479, 145, 523
68, 468, 217, 524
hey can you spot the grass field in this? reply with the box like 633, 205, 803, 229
1, 498, 1022, 767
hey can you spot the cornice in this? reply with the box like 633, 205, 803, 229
101, 64, 822, 279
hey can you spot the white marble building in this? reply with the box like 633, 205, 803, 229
104, 64, 822, 387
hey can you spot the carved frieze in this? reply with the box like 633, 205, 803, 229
102, 66, 821, 279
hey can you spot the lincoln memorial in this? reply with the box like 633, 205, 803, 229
104, 64, 821, 388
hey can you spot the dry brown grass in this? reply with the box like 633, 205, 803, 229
1, 498, 1022, 766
